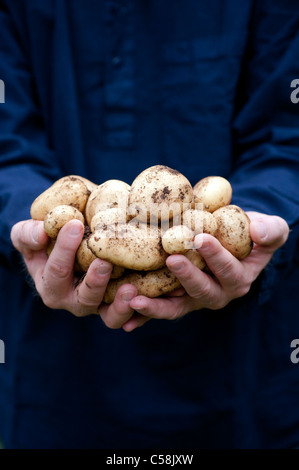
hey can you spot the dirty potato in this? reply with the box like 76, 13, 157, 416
181, 208, 218, 236
162, 225, 194, 254
43, 205, 84, 238
30, 176, 89, 221
85, 179, 130, 226
193, 176, 232, 213
128, 165, 193, 223
213, 205, 253, 260
103, 266, 180, 304
88, 222, 168, 271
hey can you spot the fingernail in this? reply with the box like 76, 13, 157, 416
255, 221, 267, 240
194, 234, 205, 250
69, 223, 82, 237
96, 264, 111, 276
133, 306, 146, 313
121, 291, 135, 302
169, 260, 185, 273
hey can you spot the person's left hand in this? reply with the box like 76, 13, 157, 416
121, 212, 289, 332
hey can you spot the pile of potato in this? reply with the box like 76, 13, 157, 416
30, 165, 253, 303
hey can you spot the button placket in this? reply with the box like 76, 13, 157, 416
103, 0, 136, 148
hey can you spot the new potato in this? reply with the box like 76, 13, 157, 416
76, 238, 125, 278
30, 176, 89, 220
85, 179, 130, 226
213, 205, 253, 260
90, 207, 127, 232
181, 208, 218, 236
43, 205, 84, 239
193, 176, 232, 213
162, 225, 194, 255
88, 222, 168, 271
103, 266, 181, 304
128, 165, 193, 223
30, 168, 253, 304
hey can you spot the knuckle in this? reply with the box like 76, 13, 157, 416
235, 283, 251, 298
190, 278, 210, 300
210, 297, 229, 310
71, 308, 87, 318
35, 272, 65, 311
41, 292, 59, 310
214, 258, 235, 279
48, 259, 71, 280
77, 291, 100, 309
43, 298, 55, 310
168, 304, 185, 321
178, 263, 196, 284
228, 270, 252, 298
197, 280, 211, 299
102, 316, 120, 330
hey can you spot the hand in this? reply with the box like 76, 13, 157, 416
10, 219, 138, 328
125, 212, 289, 332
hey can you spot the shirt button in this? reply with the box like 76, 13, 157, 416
112, 56, 122, 66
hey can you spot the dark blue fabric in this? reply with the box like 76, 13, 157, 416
0, 0, 299, 449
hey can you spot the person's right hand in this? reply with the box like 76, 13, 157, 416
10, 219, 138, 328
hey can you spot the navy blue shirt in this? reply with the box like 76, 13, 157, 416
0, 0, 299, 449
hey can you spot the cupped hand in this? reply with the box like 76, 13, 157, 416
10, 219, 137, 328
125, 212, 289, 332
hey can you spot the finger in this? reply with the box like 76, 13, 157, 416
40, 220, 84, 300
99, 283, 138, 329
10, 220, 49, 256
129, 294, 191, 320
10, 219, 50, 279
236, 214, 290, 281
193, 234, 247, 294
122, 314, 150, 332
166, 287, 186, 297
72, 258, 113, 316
249, 215, 289, 251
166, 253, 222, 301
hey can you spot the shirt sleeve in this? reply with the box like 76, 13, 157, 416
230, 0, 299, 227
0, 0, 61, 268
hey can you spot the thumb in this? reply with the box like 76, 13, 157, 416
11, 219, 49, 254
249, 215, 289, 252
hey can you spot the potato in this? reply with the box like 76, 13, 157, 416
30, 176, 89, 220
162, 225, 194, 254
110, 265, 126, 280
46, 238, 56, 257
30, 170, 253, 302
68, 175, 98, 194
88, 222, 168, 271
128, 165, 193, 223
43, 205, 85, 238
213, 205, 253, 260
90, 208, 127, 232
184, 250, 206, 270
103, 266, 180, 304
75, 238, 126, 278
76, 237, 97, 273
85, 179, 130, 226
193, 176, 232, 213
180, 209, 217, 236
